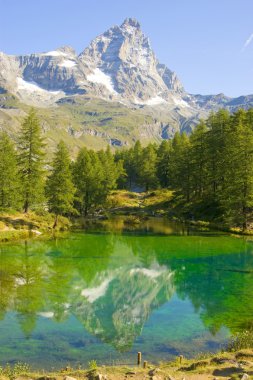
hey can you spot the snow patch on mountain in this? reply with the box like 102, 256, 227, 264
17, 77, 61, 94
42, 50, 68, 57
134, 95, 167, 106
87, 68, 117, 94
172, 96, 190, 108
59, 59, 77, 68
145, 96, 167, 106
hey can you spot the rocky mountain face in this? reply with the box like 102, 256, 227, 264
79, 18, 185, 104
0, 18, 187, 106
0, 17, 252, 149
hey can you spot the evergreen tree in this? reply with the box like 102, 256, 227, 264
132, 140, 143, 187
189, 120, 208, 199
205, 110, 230, 201
138, 144, 158, 191
46, 141, 76, 227
114, 150, 127, 188
171, 132, 191, 201
156, 140, 172, 188
73, 148, 103, 216
0, 132, 21, 209
98, 146, 120, 197
17, 109, 45, 212
219, 109, 253, 229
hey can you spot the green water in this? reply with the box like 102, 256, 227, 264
0, 218, 253, 369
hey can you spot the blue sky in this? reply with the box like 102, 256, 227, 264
1, 0, 253, 97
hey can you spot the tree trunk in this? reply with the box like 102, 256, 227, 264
53, 214, 58, 229
24, 200, 29, 213
84, 191, 89, 216
242, 206, 248, 232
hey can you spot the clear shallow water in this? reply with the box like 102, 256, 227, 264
0, 218, 253, 369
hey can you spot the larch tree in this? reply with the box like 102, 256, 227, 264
138, 144, 158, 191
17, 109, 45, 212
156, 140, 172, 188
0, 132, 21, 209
46, 141, 76, 228
220, 109, 253, 230
73, 147, 102, 216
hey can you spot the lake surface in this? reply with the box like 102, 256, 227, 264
0, 217, 253, 369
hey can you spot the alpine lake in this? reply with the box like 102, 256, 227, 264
0, 216, 253, 370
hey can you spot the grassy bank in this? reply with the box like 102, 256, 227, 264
106, 190, 253, 236
1, 349, 253, 380
106, 189, 174, 216
0, 189, 252, 243
0, 211, 71, 242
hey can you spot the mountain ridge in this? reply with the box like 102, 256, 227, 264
0, 17, 253, 151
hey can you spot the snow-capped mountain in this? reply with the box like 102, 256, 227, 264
1, 17, 253, 149
0, 18, 187, 108
79, 17, 185, 106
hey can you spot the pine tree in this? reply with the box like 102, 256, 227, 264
220, 109, 253, 229
114, 150, 127, 188
46, 141, 76, 227
132, 141, 144, 188
189, 120, 208, 199
17, 109, 45, 212
115, 144, 140, 189
138, 144, 158, 191
98, 146, 120, 196
156, 140, 172, 188
205, 110, 230, 201
73, 147, 102, 216
0, 132, 21, 209
170, 132, 191, 201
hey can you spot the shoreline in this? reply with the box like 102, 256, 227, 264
1, 349, 253, 380
0, 211, 252, 244
0, 189, 253, 243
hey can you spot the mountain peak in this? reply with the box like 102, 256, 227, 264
78, 17, 185, 102
121, 17, 141, 30
56, 45, 76, 56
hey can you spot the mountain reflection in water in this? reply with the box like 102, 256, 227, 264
0, 218, 253, 368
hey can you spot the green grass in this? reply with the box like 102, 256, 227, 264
106, 189, 174, 215
0, 93, 156, 155
0, 229, 30, 242
0, 211, 71, 242
1, 349, 253, 380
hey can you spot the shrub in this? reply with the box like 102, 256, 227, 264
88, 360, 98, 371
0, 362, 30, 380
227, 330, 253, 351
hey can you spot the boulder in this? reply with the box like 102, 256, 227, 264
64, 377, 77, 380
